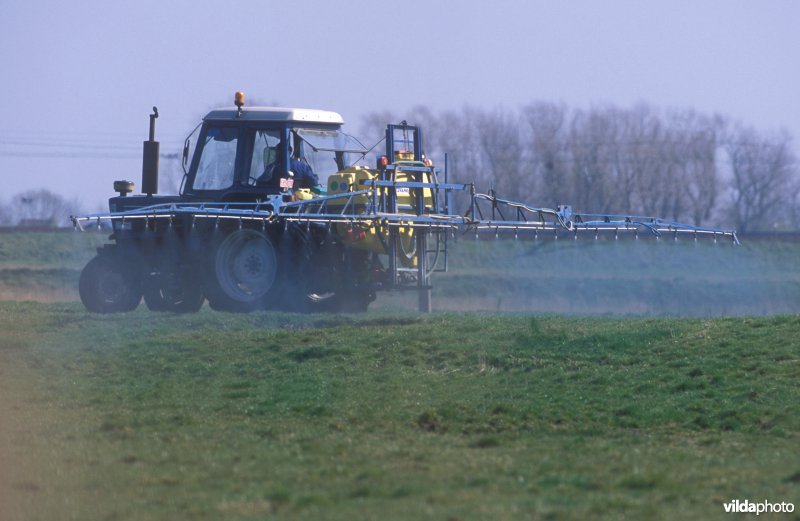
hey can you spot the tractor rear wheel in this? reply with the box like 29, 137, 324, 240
205, 228, 278, 312
79, 255, 142, 313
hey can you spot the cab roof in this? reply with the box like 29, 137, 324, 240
204, 106, 344, 125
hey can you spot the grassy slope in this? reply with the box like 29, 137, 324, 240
0, 232, 104, 300
2, 303, 799, 520
0, 231, 104, 268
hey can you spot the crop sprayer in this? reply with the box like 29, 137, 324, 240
71, 93, 738, 313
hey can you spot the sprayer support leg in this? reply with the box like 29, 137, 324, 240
417, 228, 432, 313
418, 288, 432, 313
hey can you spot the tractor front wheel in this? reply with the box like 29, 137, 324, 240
79, 255, 142, 313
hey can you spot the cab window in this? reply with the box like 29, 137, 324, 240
192, 127, 239, 190
246, 129, 281, 186
295, 129, 367, 186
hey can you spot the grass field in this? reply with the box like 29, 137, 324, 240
0, 231, 798, 519
1, 303, 799, 520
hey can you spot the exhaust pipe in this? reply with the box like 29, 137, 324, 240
142, 107, 159, 196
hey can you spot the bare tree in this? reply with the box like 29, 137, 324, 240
8, 189, 83, 228
0, 200, 11, 226
435, 107, 488, 190
522, 102, 569, 206
791, 189, 800, 229
663, 110, 725, 225
567, 106, 625, 213
723, 127, 799, 232
475, 108, 525, 196
614, 104, 661, 214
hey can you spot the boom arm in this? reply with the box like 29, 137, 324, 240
71, 180, 739, 244
467, 190, 739, 243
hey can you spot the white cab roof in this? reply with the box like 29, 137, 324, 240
204, 106, 344, 124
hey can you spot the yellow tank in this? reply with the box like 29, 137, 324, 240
325, 164, 434, 267
326, 165, 434, 213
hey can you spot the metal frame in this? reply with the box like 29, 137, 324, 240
73, 188, 738, 242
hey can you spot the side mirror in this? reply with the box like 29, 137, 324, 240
183, 138, 190, 166
182, 139, 190, 170
181, 122, 201, 175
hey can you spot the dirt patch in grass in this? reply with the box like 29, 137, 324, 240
0, 288, 77, 303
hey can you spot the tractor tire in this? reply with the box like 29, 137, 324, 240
143, 269, 205, 313
205, 228, 278, 312
79, 255, 142, 313
278, 225, 337, 313
283, 225, 373, 314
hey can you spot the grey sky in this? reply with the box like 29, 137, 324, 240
1, 0, 798, 210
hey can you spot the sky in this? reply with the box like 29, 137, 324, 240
1, 0, 799, 213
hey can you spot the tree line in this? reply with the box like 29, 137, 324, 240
2, 102, 797, 232
360, 103, 800, 232
0, 189, 84, 228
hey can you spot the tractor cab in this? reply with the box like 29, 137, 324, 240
181, 98, 367, 202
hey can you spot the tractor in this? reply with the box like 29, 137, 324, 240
72, 92, 738, 313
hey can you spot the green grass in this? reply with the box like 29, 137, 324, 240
0, 231, 104, 268
0, 231, 105, 300
2, 303, 799, 520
